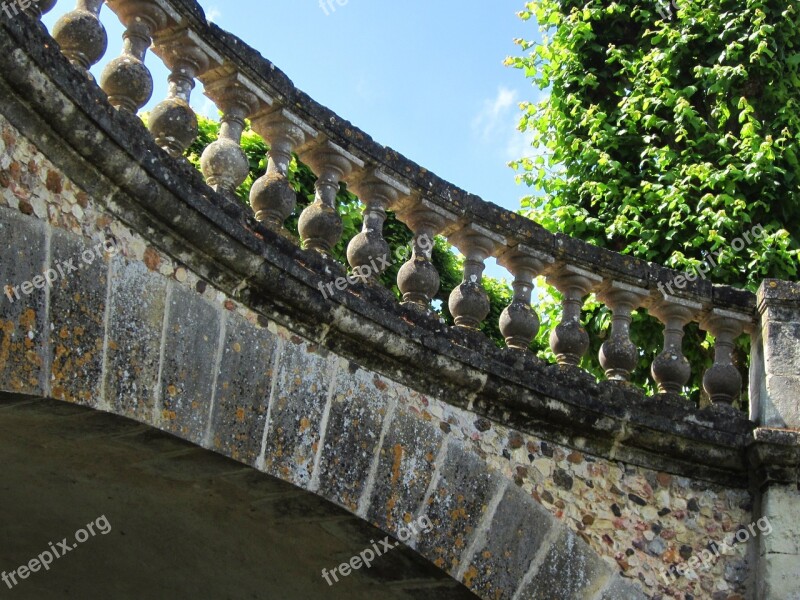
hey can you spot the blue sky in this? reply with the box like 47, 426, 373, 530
42, 1, 544, 278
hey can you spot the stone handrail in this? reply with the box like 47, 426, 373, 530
39, 0, 757, 407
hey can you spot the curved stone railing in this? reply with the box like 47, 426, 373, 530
27, 0, 763, 409
34, 0, 761, 408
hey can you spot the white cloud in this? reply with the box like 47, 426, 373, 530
472, 87, 542, 161
472, 87, 518, 142
205, 6, 222, 22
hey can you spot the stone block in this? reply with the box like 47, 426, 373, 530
760, 485, 800, 556
104, 256, 168, 422
463, 485, 554, 600
763, 375, 800, 429
316, 365, 394, 513
366, 404, 445, 534
261, 338, 333, 488
158, 284, 220, 443
48, 229, 108, 406
0, 207, 47, 395
415, 440, 501, 576
598, 575, 648, 600
758, 554, 800, 600
208, 311, 277, 466
518, 527, 610, 600
763, 321, 800, 377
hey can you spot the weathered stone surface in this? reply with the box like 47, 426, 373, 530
316, 364, 393, 513
262, 338, 332, 488
763, 375, 800, 429
763, 321, 800, 377
366, 404, 444, 534
463, 485, 554, 600
104, 256, 167, 422
158, 284, 220, 441
0, 207, 47, 395
760, 485, 800, 556
48, 228, 108, 405
758, 554, 800, 600
1, 394, 483, 600
598, 575, 648, 600
416, 440, 501, 576
208, 311, 277, 465
758, 280, 800, 323
518, 528, 609, 600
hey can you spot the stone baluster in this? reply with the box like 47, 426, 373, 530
395, 200, 455, 309
52, 0, 107, 75
649, 297, 701, 395
298, 141, 363, 254
22, 0, 57, 18
199, 76, 261, 197
497, 245, 553, 350
100, 1, 167, 113
448, 225, 505, 330
548, 265, 602, 366
149, 31, 212, 157
701, 309, 751, 405
347, 171, 409, 284
597, 281, 648, 381
249, 109, 317, 232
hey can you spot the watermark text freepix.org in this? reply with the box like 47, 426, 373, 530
319, 0, 349, 16
317, 234, 432, 300
3, 237, 120, 304
656, 0, 680, 20
321, 515, 432, 586
656, 224, 766, 297
660, 516, 772, 586
2, 515, 112, 590
1, 0, 35, 18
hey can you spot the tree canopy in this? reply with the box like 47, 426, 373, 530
508, 0, 799, 282
506, 0, 800, 402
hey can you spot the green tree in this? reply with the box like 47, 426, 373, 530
507, 0, 800, 402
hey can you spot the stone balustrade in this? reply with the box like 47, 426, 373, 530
40, 0, 758, 407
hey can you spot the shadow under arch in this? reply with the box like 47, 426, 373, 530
0, 393, 479, 600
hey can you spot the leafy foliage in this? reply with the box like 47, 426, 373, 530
508, 0, 800, 402
183, 116, 514, 345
